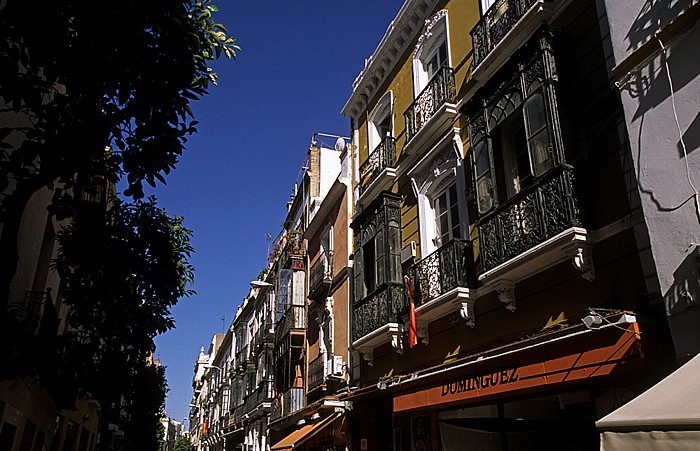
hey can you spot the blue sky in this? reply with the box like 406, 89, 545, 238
151, 1, 405, 425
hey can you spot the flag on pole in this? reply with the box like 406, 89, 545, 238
404, 275, 418, 348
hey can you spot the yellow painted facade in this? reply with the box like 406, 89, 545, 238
351, 0, 480, 259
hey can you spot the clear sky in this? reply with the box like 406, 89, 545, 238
151, 1, 405, 426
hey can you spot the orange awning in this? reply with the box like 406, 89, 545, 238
270, 412, 341, 450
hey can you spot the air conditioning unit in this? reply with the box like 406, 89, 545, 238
401, 241, 416, 264
332, 355, 345, 376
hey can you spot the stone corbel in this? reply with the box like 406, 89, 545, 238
494, 281, 516, 312
359, 348, 374, 367
416, 322, 429, 345
391, 325, 404, 355
458, 299, 476, 328
573, 245, 595, 282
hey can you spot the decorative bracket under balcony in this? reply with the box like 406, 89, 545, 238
480, 227, 595, 290
353, 323, 404, 366
415, 287, 477, 345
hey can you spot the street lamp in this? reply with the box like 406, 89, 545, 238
250, 280, 273, 288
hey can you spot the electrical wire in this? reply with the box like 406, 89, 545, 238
656, 34, 700, 224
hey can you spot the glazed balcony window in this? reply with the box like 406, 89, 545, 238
466, 30, 583, 273
352, 193, 405, 344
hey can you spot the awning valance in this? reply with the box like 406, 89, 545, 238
270, 412, 341, 450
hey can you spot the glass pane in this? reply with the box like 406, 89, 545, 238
529, 129, 551, 176
477, 175, 494, 214
389, 227, 401, 282
474, 140, 490, 177
524, 92, 547, 136
375, 230, 385, 286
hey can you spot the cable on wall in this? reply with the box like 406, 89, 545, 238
656, 33, 700, 224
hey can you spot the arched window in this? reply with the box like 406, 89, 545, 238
413, 10, 450, 97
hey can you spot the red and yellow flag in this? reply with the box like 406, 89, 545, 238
404, 275, 418, 348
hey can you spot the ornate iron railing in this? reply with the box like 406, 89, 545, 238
309, 250, 333, 299
269, 387, 304, 422
404, 66, 456, 143
235, 344, 249, 368
275, 304, 306, 340
352, 283, 406, 342
470, 0, 543, 67
7, 290, 59, 337
403, 239, 476, 308
307, 354, 326, 391
478, 166, 581, 272
359, 136, 396, 195
282, 229, 305, 262
242, 379, 273, 415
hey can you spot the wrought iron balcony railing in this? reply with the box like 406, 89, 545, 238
7, 290, 59, 337
470, 0, 544, 67
241, 379, 273, 416
307, 354, 326, 391
309, 250, 333, 299
404, 66, 456, 143
478, 165, 581, 272
352, 283, 406, 342
403, 239, 476, 308
281, 229, 305, 262
235, 344, 249, 368
359, 136, 396, 196
269, 387, 305, 422
275, 304, 306, 341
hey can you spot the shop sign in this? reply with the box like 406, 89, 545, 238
393, 322, 642, 412
441, 365, 520, 397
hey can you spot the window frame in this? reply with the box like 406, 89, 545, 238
413, 10, 451, 97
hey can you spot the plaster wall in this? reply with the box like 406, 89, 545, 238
601, 0, 700, 356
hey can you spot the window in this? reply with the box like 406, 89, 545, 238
427, 41, 448, 79
434, 184, 461, 247
413, 10, 450, 96
480, 0, 496, 14
469, 77, 555, 215
368, 91, 393, 152
353, 193, 402, 303
408, 131, 468, 257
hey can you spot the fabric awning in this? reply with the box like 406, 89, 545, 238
270, 412, 341, 450
597, 352, 700, 430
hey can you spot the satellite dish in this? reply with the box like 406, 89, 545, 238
335, 137, 346, 152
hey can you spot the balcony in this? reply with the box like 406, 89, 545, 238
470, 0, 556, 81
358, 136, 397, 203
281, 229, 305, 263
269, 387, 304, 422
276, 305, 306, 341
478, 166, 592, 291
403, 66, 457, 152
309, 251, 334, 300
7, 290, 59, 337
307, 355, 326, 392
241, 379, 273, 418
403, 239, 477, 334
352, 283, 406, 365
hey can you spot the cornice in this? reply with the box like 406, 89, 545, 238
341, 0, 439, 120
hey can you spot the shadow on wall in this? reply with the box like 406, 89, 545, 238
664, 245, 700, 359
625, 0, 694, 51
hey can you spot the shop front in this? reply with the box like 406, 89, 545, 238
351, 313, 645, 451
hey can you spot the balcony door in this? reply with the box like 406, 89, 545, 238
413, 10, 450, 97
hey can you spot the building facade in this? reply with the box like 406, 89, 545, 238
342, 0, 695, 449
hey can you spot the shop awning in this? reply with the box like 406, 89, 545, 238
597, 352, 700, 430
270, 412, 341, 450
597, 353, 700, 450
